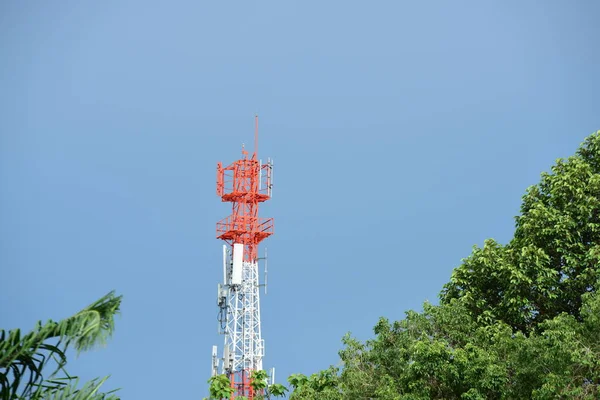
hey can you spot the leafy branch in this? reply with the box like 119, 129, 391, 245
0, 291, 122, 400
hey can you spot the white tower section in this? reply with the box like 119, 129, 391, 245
216, 244, 269, 398
223, 253, 264, 374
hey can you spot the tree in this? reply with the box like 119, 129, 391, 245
287, 368, 342, 400
205, 370, 287, 400
286, 130, 600, 399
442, 131, 600, 332
0, 291, 122, 400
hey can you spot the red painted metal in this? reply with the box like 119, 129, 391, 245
216, 116, 272, 399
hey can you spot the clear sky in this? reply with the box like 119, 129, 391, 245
1, 1, 598, 398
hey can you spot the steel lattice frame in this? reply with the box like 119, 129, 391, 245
212, 116, 273, 400
223, 261, 264, 379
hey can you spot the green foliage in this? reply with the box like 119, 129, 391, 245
205, 370, 287, 400
286, 131, 600, 399
300, 289, 600, 399
206, 375, 234, 400
287, 368, 341, 400
266, 383, 287, 397
248, 370, 288, 399
442, 131, 600, 331
27, 377, 120, 400
249, 370, 268, 393
0, 291, 122, 400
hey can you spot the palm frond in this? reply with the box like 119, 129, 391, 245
29, 376, 120, 400
63, 291, 122, 353
0, 291, 122, 399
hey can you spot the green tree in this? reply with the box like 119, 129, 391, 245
205, 370, 287, 400
0, 291, 122, 400
442, 131, 600, 331
287, 368, 341, 400
287, 130, 600, 399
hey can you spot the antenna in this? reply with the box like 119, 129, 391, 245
222, 245, 227, 284
270, 158, 274, 197
223, 345, 231, 372
254, 114, 258, 159
259, 159, 262, 191
211, 345, 219, 377
264, 248, 268, 295
232, 243, 243, 285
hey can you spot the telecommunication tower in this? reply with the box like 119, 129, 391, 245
211, 116, 274, 399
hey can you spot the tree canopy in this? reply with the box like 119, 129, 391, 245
287, 131, 600, 399
0, 292, 122, 400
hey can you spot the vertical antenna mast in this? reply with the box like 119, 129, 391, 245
264, 248, 268, 295
254, 114, 259, 159
212, 116, 275, 399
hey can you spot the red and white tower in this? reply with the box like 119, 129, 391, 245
211, 116, 274, 399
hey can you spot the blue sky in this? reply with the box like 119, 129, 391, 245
1, 1, 598, 398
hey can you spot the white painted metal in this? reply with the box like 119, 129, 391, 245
211, 345, 218, 377
269, 159, 273, 197
221, 259, 264, 375
264, 248, 268, 295
232, 243, 243, 285
223, 344, 231, 371
222, 244, 227, 284
259, 159, 262, 191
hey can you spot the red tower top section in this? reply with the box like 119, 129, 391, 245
216, 116, 273, 262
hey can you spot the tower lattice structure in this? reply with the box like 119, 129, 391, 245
211, 116, 274, 399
